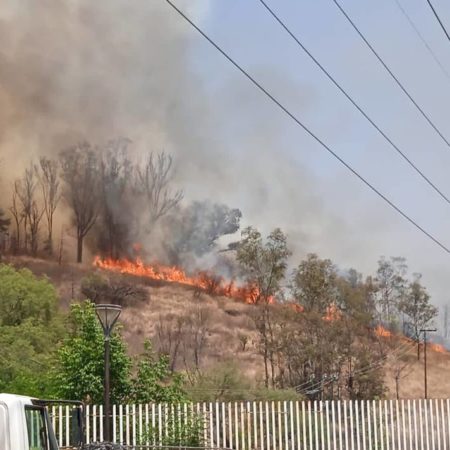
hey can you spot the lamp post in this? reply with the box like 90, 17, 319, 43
95, 304, 122, 443
419, 328, 436, 399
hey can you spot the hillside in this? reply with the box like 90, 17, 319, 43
5, 255, 450, 399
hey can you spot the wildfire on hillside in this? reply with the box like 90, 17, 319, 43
429, 343, 447, 354
375, 325, 393, 338
93, 256, 275, 305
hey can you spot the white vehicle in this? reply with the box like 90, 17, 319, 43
0, 393, 83, 450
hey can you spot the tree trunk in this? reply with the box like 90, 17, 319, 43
77, 234, 83, 263
395, 376, 399, 399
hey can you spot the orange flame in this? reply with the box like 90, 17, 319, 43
323, 303, 340, 322
375, 325, 392, 338
429, 343, 447, 353
93, 256, 274, 305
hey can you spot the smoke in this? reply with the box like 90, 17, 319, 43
0, 0, 321, 249
3, 0, 443, 310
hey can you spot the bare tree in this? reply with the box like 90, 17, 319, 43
37, 157, 61, 255
98, 138, 132, 258
155, 314, 187, 372
9, 190, 23, 253
60, 142, 100, 263
14, 167, 44, 255
135, 152, 183, 227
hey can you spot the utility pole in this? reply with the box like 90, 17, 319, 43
420, 328, 436, 399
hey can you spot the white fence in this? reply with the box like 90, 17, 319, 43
51, 399, 450, 449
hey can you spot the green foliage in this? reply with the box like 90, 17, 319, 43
399, 275, 438, 342
131, 341, 187, 404
52, 301, 185, 404
140, 407, 204, 447
51, 301, 131, 403
186, 362, 302, 402
291, 254, 337, 313
0, 264, 62, 397
0, 264, 58, 326
237, 227, 291, 302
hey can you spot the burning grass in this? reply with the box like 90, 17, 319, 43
93, 256, 274, 304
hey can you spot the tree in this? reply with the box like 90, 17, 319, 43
60, 143, 100, 263
131, 341, 186, 404
398, 275, 438, 359
52, 301, 131, 403
134, 152, 183, 228
375, 256, 408, 329
236, 227, 291, 387
0, 208, 10, 258
165, 201, 242, 264
37, 157, 61, 255
98, 138, 133, 258
9, 190, 23, 253
52, 300, 185, 404
14, 166, 44, 255
0, 264, 63, 397
291, 254, 337, 314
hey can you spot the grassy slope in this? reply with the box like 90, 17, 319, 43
5, 256, 449, 399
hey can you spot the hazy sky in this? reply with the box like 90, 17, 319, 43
168, 0, 450, 307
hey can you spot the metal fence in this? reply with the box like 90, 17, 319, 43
51, 399, 450, 449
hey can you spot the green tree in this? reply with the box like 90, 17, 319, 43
398, 275, 438, 359
375, 256, 408, 329
52, 301, 131, 403
131, 341, 186, 403
291, 254, 337, 314
236, 227, 291, 388
0, 264, 62, 397
0, 264, 58, 327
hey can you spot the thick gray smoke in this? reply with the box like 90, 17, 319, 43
0, 0, 322, 252
2, 0, 447, 312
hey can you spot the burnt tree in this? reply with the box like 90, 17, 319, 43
37, 157, 61, 255
98, 138, 132, 259
60, 143, 100, 263
135, 152, 183, 229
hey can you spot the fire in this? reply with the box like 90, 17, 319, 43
93, 256, 274, 305
375, 325, 392, 338
429, 343, 447, 354
323, 303, 340, 322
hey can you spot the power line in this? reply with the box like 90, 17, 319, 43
332, 0, 450, 151
164, 0, 450, 255
425, 0, 450, 42
257, 0, 450, 206
394, 0, 450, 82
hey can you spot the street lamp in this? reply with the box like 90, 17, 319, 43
419, 328, 436, 399
95, 304, 122, 443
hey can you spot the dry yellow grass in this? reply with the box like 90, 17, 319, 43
4, 256, 449, 399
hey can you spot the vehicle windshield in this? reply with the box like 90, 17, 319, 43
25, 407, 58, 450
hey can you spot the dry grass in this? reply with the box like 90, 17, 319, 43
4, 256, 450, 398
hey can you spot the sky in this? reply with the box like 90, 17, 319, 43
2, 0, 450, 310
168, 0, 450, 307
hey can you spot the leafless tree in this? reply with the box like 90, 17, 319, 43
186, 305, 210, 369
60, 142, 100, 263
135, 152, 183, 227
99, 138, 132, 258
37, 157, 61, 255
155, 314, 187, 372
9, 190, 23, 253
14, 167, 44, 255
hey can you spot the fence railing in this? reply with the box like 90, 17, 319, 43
51, 399, 450, 449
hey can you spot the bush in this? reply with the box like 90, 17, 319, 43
140, 407, 204, 447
